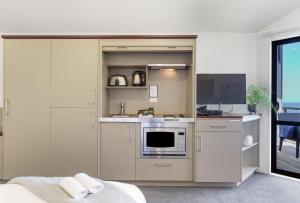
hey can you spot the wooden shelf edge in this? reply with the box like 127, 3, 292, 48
1, 35, 198, 39
242, 166, 258, 182
242, 142, 258, 151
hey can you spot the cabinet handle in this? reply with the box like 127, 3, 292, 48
129, 125, 133, 143
117, 46, 127, 49
155, 162, 173, 167
5, 99, 9, 116
91, 88, 96, 105
197, 135, 202, 152
91, 112, 96, 128
167, 46, 177, 49
210, 125, 227, 128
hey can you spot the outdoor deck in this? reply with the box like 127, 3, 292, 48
277, 141, 300, 174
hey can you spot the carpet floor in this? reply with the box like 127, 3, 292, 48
140, 173, 300, 203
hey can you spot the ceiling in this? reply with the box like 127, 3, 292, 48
0, 0, 300, 33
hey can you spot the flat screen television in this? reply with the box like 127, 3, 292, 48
197, 74, 246, 104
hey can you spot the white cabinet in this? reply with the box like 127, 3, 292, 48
195, 131, 241, 182
195, 116, 260, 183
3, 40, 52, 179
51, 108, 97, 177
51, 39, 98, 107
100, 123, 136, 180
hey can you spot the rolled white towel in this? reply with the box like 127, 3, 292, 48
75, 173, 104, 194
59, 177, 88, 199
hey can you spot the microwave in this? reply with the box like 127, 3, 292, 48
141, 122, 188, 158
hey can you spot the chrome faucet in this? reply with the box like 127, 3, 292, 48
120, 101, 125, 115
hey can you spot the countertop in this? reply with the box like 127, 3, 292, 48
99, 114, 260, 123
99, 117, 195, 123
197, 113, 261, 122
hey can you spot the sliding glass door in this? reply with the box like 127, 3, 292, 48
272, 37, 300, 179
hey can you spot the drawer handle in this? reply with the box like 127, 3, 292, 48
167, 46, 177, 49
164, 118, 179, 122
210, 125, 227, 128
117, 46, 127, 49
155, 163, 173, 167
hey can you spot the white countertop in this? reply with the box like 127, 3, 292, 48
99, 117, 195, 123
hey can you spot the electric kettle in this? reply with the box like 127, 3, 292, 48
132, 71, 146, 86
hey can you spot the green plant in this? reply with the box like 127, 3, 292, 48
247, 85, 270, 107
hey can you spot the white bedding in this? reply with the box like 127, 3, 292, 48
3, 178, 146, 203
106, 181, 146, 203
0, 184, 46, 203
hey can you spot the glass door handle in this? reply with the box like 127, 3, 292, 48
273, 101, 280, 112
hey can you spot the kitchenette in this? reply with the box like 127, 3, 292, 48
98, 38, 196, 183
2, 35, 260, 187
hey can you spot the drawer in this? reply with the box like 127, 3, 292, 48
196, 119, 241, 132
136, 159, 192, 181
0, 136, 2, 157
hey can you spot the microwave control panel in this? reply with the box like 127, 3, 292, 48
177, 131, 186, 152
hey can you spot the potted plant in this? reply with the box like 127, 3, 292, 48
247, 85, 270, 114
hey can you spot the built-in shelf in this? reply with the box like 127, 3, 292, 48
242, 114, 261, 122
106, 86, 148, 89
242, 142, 258, 152
242, 166, 258, 182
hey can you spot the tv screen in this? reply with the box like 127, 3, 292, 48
197, 74, 246, 104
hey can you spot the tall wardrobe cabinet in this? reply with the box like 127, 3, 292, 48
51, 40, 98, 177
3, 40, 52, 179
3, 39, 99, 179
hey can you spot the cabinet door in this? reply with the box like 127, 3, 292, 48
100, 123, 135, 180
51, 108, 97, 177
4, 40, 51, 179
51, 39, 98, 107
195, 131, 241, 182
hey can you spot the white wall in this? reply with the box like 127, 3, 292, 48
197, 33, 257, 85
197, 33, 258, 113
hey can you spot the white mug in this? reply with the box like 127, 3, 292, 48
243, 135, 253, 147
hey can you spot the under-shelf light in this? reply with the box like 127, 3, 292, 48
160, 68, 175, 72
147, 64, 189, 70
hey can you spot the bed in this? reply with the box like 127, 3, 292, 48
0, 177, 146, 203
